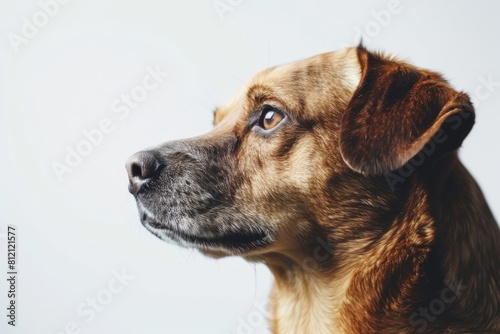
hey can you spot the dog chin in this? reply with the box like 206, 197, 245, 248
137, 204, 272, 255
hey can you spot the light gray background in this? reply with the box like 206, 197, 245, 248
1, 1, 499, 333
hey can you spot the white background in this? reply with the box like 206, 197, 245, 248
1, 1, 499, 333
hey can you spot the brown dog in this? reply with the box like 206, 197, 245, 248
126, 46, 500, 333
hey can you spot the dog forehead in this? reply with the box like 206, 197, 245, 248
214, 47, 361, 126
263, 47, 360, 88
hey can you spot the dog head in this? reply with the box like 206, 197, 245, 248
126, 46, 474, 261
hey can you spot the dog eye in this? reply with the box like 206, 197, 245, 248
258, 107, 284, 130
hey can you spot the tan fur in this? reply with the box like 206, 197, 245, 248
210, 47, 499, 333
131, 46, 500, 333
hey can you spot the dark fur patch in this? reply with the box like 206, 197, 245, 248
340, 47, 475, 175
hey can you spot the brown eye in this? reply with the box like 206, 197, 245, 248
259, 107, 284, 130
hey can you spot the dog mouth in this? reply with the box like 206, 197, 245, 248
138, 206, 271, 253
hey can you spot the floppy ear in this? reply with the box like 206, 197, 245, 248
339, 47, 475, 175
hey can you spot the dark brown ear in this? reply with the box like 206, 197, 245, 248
340, 47, 475, 175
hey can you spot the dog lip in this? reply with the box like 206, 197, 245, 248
144, 219, 270, 250
146, 220, 166, 230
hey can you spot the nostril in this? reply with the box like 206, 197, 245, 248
131, 163, 143, 178
126, 151, 163, 194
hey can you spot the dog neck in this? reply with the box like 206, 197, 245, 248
261, 250, 352, 334
258, 154, 500, 333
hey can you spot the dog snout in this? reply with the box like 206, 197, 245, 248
126, 151, 162, 195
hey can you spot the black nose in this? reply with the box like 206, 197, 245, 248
125, 151, 162, 195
